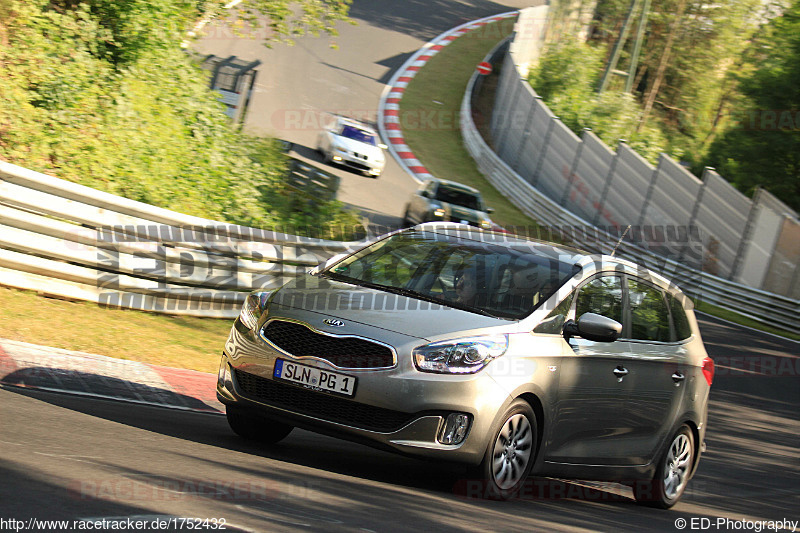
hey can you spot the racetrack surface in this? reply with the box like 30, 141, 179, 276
0, 313, 797, 531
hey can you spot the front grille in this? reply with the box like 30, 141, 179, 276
262, 320, 395, 369
233, 369, 415, 432
345, 161, 371, 171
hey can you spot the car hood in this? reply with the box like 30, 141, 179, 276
334, 135, 384, 160
268, 275, 505, 341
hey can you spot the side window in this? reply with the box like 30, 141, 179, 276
533, 293, 574, 334
628, 278, 671, 342
668, 294, 693, 341
575, 276, 623, 323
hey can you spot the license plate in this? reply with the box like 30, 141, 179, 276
273, 359, 357, 397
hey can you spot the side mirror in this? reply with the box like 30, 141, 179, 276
486, 207, 494, 214
563, 312, 621, 343
308, 252, 349, 275
421, 190, 431, 199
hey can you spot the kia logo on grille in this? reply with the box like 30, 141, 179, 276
323, 318, 345, 327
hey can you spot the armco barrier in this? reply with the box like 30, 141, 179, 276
0, 160, 361, 318
461, 40, 800, 331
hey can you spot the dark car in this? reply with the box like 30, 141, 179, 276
403, 179, 495, 230
218, 224, 713, 505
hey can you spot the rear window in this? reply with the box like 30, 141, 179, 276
322, 230, 581, 319
669, 294, 693, 341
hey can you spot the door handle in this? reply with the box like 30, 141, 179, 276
613, 366, 628, 381
672, 371, 685, 384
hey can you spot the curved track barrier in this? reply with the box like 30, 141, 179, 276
460, 30, 799, 331
0, 161, 360, 318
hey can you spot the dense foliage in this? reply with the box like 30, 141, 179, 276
0, 0, 360, 236
528, 40, 668, 163
530, 0, 799, 210
705, 2, 800, 210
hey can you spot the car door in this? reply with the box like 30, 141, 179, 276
546, 274, 641, 465
617, 276, 689, 462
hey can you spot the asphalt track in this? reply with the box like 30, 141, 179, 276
193, 0, 534, 229
0, 313, 797, 532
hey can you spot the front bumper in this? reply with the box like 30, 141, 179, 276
217, 318, 512, 464
331, 151, 383, 174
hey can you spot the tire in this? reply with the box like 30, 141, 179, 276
468, 399, 537, 500
402, 207, 413, 227
226, 406, 293, 444
634, 425, 694, 508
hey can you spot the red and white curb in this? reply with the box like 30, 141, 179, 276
378, 11, 518, 183
0, 338, 224, 413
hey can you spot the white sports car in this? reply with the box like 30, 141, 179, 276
317, 116, 387, 177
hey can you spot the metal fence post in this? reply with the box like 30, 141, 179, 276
532, 116, 558, 187
729, 187, 762, 282
512, 96, 541, 172
560, 128, 590, 206
496, 78, 523, 160
680, 167, 712, 265
492, 52, 515, 133
637, 155, 662, 226
592, 140, 623, 227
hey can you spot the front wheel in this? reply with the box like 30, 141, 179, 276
634, 425, 694, 508
226, 406, 293, 444
468, 399, 537, 500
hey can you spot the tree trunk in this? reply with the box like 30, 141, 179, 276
637, 0, 688, 132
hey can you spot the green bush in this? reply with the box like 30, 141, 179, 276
528, 40, 670, 164
0, 0, 359, 237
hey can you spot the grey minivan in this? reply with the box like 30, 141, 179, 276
217, 224, 714, 506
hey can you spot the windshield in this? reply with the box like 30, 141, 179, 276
340, 124, 377, 145
320, 230, 581, 320
435, 185, 482, 211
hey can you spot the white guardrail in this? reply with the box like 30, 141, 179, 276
460, 42, 800, 332
0, 161, 361, 318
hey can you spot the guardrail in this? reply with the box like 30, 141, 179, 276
460, 41, 800, 332
0, 160, 360, 318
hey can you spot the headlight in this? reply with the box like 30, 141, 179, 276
238, 291, 270, 330
480, 219, 493, 229
433, 208, 445, 217
414, 335, 508, 374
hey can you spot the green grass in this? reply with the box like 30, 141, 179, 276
398, 18, 539, 230
694, 300, 799, 341
0, 287, 230, 373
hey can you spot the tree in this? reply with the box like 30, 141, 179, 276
0, 0, 360, 234
209, 0, 352, 46
705, 1, 800, 211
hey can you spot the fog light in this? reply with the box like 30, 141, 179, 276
438, 413, 471, 445
218, 356, 230, 389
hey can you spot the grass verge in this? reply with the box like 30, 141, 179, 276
397, 18, 539, 230
695, 300, 799, 342
0, 287, 230, 373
